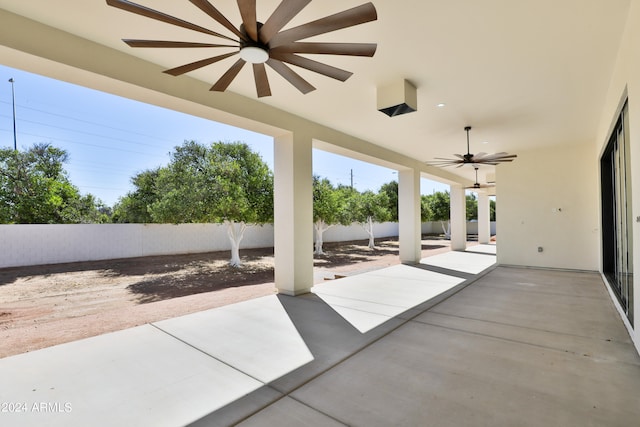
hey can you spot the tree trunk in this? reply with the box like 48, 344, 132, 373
360, 216, 376, 249
226, 220, 247, 267
440, 220, 451, 239
314, 220, 331, 255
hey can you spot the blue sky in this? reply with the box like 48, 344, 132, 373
0, 64, 448, 206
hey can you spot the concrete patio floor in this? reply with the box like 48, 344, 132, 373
1, 244, 639, 426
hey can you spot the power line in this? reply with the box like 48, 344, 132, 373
77, 185, 131, 192
68, 166, 132, 177
0, 112, 175, 150
0, 127, 167, 157
0, 99, 181, 145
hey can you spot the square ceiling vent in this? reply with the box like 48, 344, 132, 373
377, 79, 417, 117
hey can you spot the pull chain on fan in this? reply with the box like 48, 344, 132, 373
106, 0, 378, 97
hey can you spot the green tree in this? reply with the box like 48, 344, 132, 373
490, 199, 496, 221
112, 168, 160, 223
466, 193, 478, 221
117, 141, 273, 267
424, 191, 451, 238
0, 143, 107, 223
313, 176, 349, 255
421, 194, 432, 222
349, 189, 391, 249
378, 180, 398, 221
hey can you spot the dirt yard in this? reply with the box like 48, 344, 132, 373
0, 237, 458, 358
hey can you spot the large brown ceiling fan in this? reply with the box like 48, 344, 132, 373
427, 126, 517, 168
106, 0, 378, 97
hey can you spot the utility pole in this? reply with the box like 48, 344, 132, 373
8, 78, 16, 151
350, 169, 354, 189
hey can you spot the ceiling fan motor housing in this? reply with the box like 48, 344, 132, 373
239, 23, 269, 63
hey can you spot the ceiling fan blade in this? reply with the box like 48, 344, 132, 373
473, 160, 501, 165
259, 0, 311, 44
253, 63, 272, 97
474, 152, 488, 158
237, 0, 258, 41
164, 51, 238, 76
481, 154, 518, 161
453, 154, 465, 159
271, 42, 376, 56
106, 0, 237, 42
270, 52, 353, 81
483, 152, 516, 157
189, 0, 247, 41
211, 59, 246, 91
269, 2, 377, 48
124, 39, 237, 48
266, 59, 316, 94
426, 160, 462, 167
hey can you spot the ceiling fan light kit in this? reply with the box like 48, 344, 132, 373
239, 46, 269, 63
238, 22, 269, 63
106, 0, 378, 97
427, 126, 517, 168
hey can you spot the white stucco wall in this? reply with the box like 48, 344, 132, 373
321, 221, 398, 243
595, 0, 640, 352
0, 221, 492, 268
0, 223, 274, 268
497, 144, 600, 271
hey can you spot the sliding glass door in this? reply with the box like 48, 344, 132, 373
601, 101, 633, 324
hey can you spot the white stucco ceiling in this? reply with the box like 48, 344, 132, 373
0, 0, 631, 184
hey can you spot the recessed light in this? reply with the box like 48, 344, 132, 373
436, 103, 446, 108
482, 141, 489, 144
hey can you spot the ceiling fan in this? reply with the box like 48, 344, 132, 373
427, 126, 517, 167
106, 0, 378, 97
465, 166, 495, 190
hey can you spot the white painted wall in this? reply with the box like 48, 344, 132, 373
322, 221, 399, 242
595, 0, 640, 353
0, 221, 492, 268
0, 224, 274, 268
465, 221, 497, 236
497, 144, 600, 271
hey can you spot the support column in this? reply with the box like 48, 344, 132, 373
398, 168, 422, 263
450, 185, 467, 251
273, 132, 314, 296
477, 191, 491, 244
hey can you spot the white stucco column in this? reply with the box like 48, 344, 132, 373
398, 168, 422, 263
477, 191, 491, 244
273, 132, 314, 296
450, 185, 467, 251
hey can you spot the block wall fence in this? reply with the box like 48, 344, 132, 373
0, 221, 495, 268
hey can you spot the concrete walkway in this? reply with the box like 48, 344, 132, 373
2, 245, 639, 426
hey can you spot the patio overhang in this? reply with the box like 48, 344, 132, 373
0, 0, 639, 354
